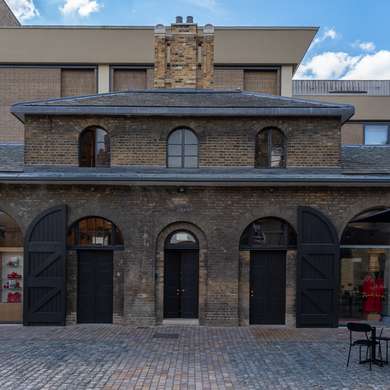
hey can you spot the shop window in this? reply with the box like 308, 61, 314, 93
364, 124, 389, 145
79, 127, 110, 167
340, 208, 390, 324
256, 128, 286, 168
240, 217, 296, 250
0, 211, 23, 323
167, 128, 199, 168
68, 217, 123, 248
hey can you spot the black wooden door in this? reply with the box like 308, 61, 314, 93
164, 250, 198, 318
78, 250, 113, 323
250, 251, 286, 324
24, 205, 67, 326
297, 207, 340, 328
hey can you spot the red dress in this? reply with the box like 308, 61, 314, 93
362, 275, 384, 314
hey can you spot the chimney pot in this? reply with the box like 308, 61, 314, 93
176, 16, 183, 23
186, 16, 194, 23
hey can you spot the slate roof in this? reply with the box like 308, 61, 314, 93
342, 145, 390, 174
11, 89, 354, 123
0, 166, 387, 186
0, 144, 23, 172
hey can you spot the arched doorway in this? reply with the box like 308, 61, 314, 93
240, 218, 296, 325
164, 231, 199, 319
0, 210, 23, 323
340, 208, 390, 324
67, 216, 124, 323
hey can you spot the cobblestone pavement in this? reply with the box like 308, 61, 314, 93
0, 325, 389, 390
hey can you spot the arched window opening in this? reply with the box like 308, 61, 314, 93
165, 230, 199, 250
167, 128, 199, 168
256, 128, 286, 168
0, 210, 23, 322
68, 217, 123, 248
240, 217, 296, 250
79, 127, 110, 167
340, 208, 390, 323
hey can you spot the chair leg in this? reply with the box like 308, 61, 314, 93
369, 345, 372, 371
359, 346, 362, 363
347, 345, 352, 367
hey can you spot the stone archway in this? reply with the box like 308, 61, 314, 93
156, 222, 208, 325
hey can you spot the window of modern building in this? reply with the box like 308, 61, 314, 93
167, 128, 199, 168
256, 128, 286, 168
79, 127, 110, 167
68, 217, 123, 248
364, 124, 389, 145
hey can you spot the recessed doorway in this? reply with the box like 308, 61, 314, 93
164, 231, 199, 319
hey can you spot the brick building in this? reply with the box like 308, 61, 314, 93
0, 9, 390, 328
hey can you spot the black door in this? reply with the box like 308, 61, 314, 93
297, 207, 340, 328
250, 251, 286, 325
164, 250, 198, 318
24, 205, 67, 326
78, 250, 113, 323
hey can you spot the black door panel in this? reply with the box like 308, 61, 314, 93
164, 250, 198, 319
250, 251, 286, 325
78, 250, 113, 323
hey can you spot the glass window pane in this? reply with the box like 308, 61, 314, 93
365, 125, 388, 145
184, 129, 197, 144
170, 231, 196, 245
270, 146, 284, 168
168, 144, 182, 156
256, 130, 269, 168
168, 156, 182, 168
184, 156, 198, 168
184, 144, 198, 156
169, 130, 182, 144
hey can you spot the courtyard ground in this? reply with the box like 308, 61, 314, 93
0, 324, 389, 389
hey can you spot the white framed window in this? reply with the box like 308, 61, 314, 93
364, 124, 389, 145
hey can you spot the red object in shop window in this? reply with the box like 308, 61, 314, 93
362, 274, 384, 314
7, 292, 21, 303
7, 272, 22, 279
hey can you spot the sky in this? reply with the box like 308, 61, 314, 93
5, 0, 390, 80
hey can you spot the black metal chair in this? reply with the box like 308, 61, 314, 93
346, 322, 380, 370
377, 328, 390, 365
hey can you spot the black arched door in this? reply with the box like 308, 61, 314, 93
164, 231, 199, 319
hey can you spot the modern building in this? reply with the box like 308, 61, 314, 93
0, 4, 389, 328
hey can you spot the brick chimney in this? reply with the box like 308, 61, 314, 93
154, 17, 214, 89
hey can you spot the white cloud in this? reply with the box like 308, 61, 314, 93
311, 28, 339, 48
357, 41, 376, 52
296, 52, 360, 79
343, 50, 390, 79
5, 0, 39, 21
296, 50, 390, 80
60, 0, 101, 17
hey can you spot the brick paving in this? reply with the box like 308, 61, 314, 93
0, 325, 389, 389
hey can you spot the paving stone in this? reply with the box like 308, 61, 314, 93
0, 325, 389, 389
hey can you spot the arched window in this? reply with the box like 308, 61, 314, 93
167, 128, 199, 168
79, 127, 110, 167
240, 218, 296, 250
67, 217, 123, 248
165, 230, 199, 250
256, 128, 286, 168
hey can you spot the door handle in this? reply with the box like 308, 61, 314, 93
181, 289, 185, 293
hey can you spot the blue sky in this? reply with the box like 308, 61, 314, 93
5, 0, 390, 79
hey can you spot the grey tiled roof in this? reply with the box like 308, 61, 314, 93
0, 165, 388, 185
342, 145, 390, 174
11, 89, 355, 123
0, 144, 24, 172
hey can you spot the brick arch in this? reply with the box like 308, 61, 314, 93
238, 215, 297, 327
155, 221, 208, 324
338, 205, 390, 241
